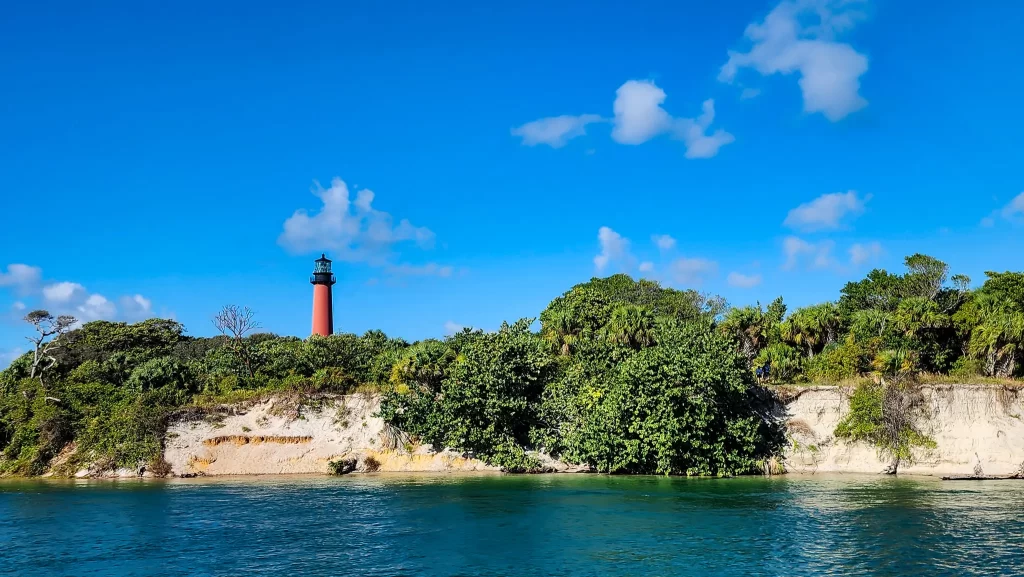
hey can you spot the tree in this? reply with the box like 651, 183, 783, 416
965, 297, 1024, 377
558, 320, 783, 475
781, 302, 841, 358
24, 310, 77, 388
892, 297, 949, 338
902, 253, 949, 301
212, 305, 260, 378
839, 269, 904, 315
719, 297, 786, 363
540, 287, 610, 356
604, 305, 657, 350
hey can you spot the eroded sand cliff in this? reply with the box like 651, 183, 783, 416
163, 394, 501, 476
784, 384, 1024, 476
160, 384, 1024, 477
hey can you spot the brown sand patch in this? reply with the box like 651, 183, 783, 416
202, 435, 313, 447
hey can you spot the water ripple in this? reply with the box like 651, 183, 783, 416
2, 474, 1023, 576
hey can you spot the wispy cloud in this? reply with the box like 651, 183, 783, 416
783, 191, 868, 232
782, 236, 836, 270
511, 114, 603, 148
668, 257, 719, 286
849, 241, 883, 266
0, 264, 42, 296
444, 320, 467, 335
1000, 192, 1024, 221
727, 272, 763, 288
720, 0, 869, 121
386, 263, 454, 278
979, 192, 1023, 227
651, 234, 677, 252
593, 228, 716, 286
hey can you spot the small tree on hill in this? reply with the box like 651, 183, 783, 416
212, 305, 260, 378
24, 310, 77, 388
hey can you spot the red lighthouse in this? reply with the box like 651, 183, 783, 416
310, 254, 336, 336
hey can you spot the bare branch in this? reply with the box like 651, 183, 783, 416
212, 305, 260, 378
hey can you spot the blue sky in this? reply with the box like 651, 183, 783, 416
2, 0, 1023, 366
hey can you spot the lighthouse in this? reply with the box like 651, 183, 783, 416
310, 254, 336, 336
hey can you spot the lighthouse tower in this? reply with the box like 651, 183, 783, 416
310, 254, 336, 336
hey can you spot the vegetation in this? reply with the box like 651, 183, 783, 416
1, 253, 1021, 477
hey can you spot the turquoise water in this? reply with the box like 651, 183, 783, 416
2, 474, 1024, 576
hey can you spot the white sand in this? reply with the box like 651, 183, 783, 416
163, 393, 499, 476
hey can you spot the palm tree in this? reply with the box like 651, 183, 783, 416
543, 310, 582, 356
968, 298, 1024, 377
892, 297, 949, 338
720, 306, 767, 362
782, 303, 841, 358
604, 305, 656, 350
851, 308, 890, 338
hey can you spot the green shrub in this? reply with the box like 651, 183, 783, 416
754, 343, 805, 383
950, 356, 984, 379
549, 321, 783, 476
806, 339, 862, 383
834, 381, 935, 472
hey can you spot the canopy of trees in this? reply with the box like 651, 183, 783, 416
1, 256, 1021, 477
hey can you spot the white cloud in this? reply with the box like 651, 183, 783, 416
444, 321, 466, 335
672, 99, 736, 159
511, 114, 603, 148
279, 177, 435, 263
719, 0, 869, 121
651, 234, 677, 251
386, 263, 454, 277
590, 228, 715, 284
1000, 192, 1024, 221
0, 264, 42, 295
728, 272, 763, 288
667, 257, 719, 286
980, 216, 996, 228
119, 294, 153, 321
783, 190, 867, 232
78, 294, 117, 321
849, 241, 882, 266
610, 81, 733, 158
42, 281, 86, 304
783, 236, 836, 270
594, 226, 634, 272
41, 282, 116, 322
1, 265, 158, 325
611, 80, 675, 145
740, 88, 762, 99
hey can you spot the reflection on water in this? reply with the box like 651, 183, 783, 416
2, 474, 1023, 576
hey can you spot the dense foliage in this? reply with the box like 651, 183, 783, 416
381, 277, 780, 474
0, 319, 408, 475
2, 254, 1022, 477
720, 254, 1024, 384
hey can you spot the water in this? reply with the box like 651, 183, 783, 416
2, 474, 1024, 576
